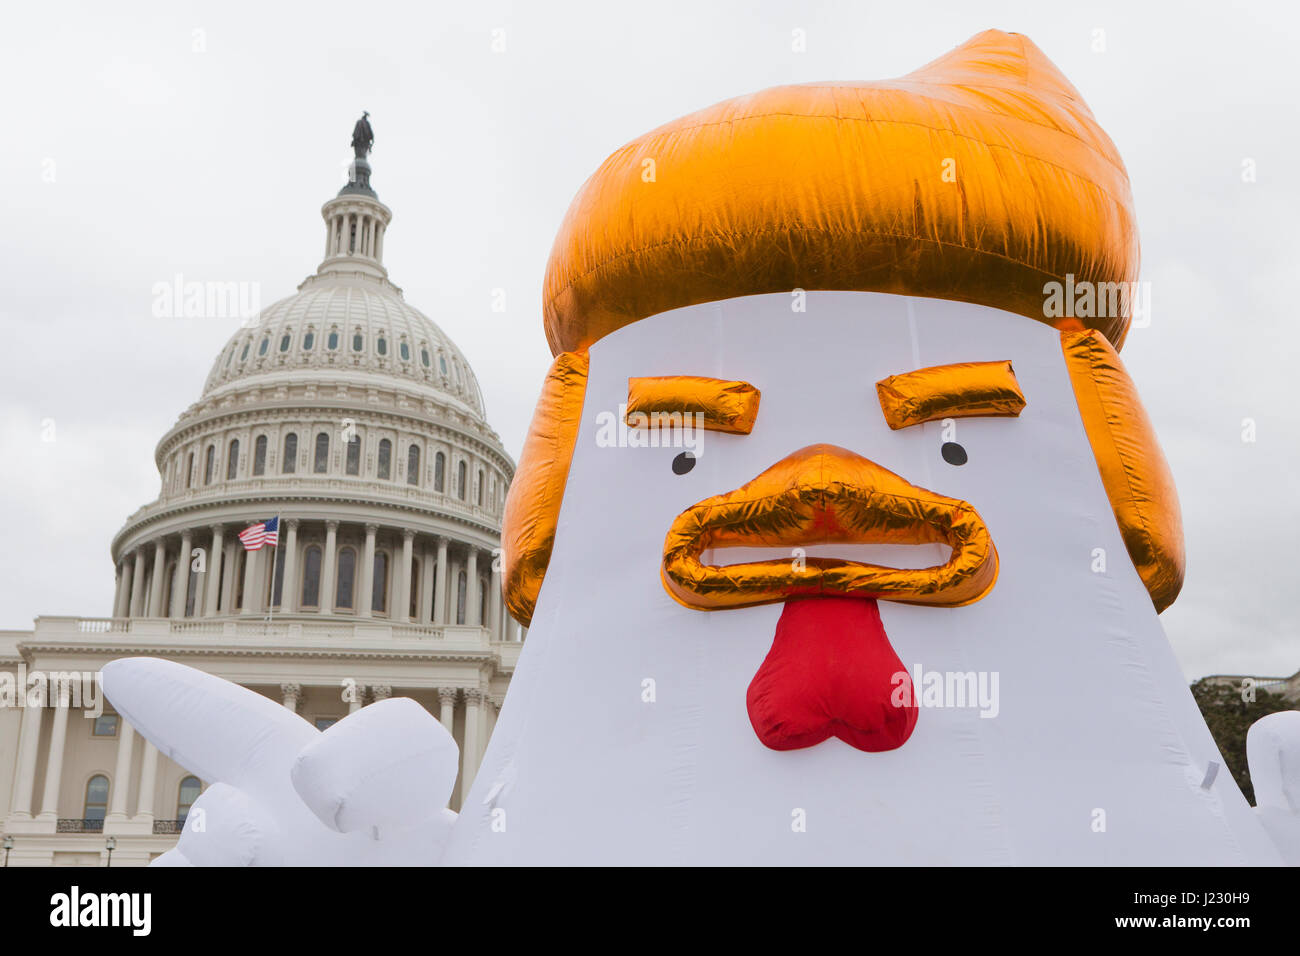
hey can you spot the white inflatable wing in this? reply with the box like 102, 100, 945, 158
291, 696, 459, 834
1248, 711, 1300, 864
102, 658, 459, 865
102, 658, 316, 793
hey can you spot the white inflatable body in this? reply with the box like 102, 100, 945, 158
102, 292, 1296, 866
440, 292, 1283, 866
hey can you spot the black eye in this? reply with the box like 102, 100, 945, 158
941, 442, 967, 466
672, 452, 696, 475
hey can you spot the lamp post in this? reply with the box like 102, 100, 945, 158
105, 836, 116, 867
2, 835, 12, 867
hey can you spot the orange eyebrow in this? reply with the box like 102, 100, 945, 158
875, 361, 1026, 430
626, 376, 761, 434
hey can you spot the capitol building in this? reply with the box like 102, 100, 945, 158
0, 127, 521, 866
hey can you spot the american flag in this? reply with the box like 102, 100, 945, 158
238, 516, 279, 551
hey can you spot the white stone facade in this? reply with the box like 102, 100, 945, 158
0, 148, 520, 866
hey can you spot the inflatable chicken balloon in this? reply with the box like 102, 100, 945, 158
103, 29, 1299, 866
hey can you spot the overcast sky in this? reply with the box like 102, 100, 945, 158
1, 0, 1296, 681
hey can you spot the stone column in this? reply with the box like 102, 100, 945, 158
281, 683, 301, 712
112, 562, 127, 617
460, 689, 483, 806
115, 559, 133, 617
488, 578, 501, 641
466, 548, 480, 626
106, 721, 136, 822
436, 687, 457, 730
134, 742, 158, 824
281, 519, 299, 613
360, 523, 377, 618
348, 684, 365, 714
37, 684, 73, 820
147, 539, 167, 617
170, 530, 192, 617
433, 537, 448, 624
8, 704, 45, 819
129, 546, 147, 616
203, 526, 224, 616
241, 546, 259, 615
220, 539, 237, 613
420, 543, 435, 624
397, 529, 414, 622
320, 520, 339, 614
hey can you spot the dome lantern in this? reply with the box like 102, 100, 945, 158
313, 112, 392, 285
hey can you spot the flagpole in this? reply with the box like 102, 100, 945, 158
266, 516, 280, 633
267, 539, 278, 632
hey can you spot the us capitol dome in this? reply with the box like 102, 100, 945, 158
0, 119, 522, 866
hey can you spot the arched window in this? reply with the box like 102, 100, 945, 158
177, 776, 201, 824
314, 432, 329, 473
258, 335, 270, 356
372, 552, 389, 614
84, 774, 109, 824
226, 439, 240, 480
282, 433, 297, 474
477, 469, 485, 506
377, 439, 392, 480
439, 354, 448, 375
352, 331, 364, 352
336, 547, 356, 609
457, 460, 467, 500
421, 348, 430, 367
345, 436, 360, 475
279, 333, 291, 352
240, 341, 250, 361
407, 444, 420, 486
204, 445, 215, 484
303, 330, 315, 351
434, 452, 445, 492
409, 558, 420, 619
185, 451, 194, 489
456, 571, 467, 625
400, 341, 410, 361
327, 329, 339, 351
301, 545, 322, 608
253, 435, 267, 475
377, 336, 388, 356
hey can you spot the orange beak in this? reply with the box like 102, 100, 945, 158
661, 443, 998, 610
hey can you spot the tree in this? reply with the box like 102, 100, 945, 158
1189, 679, 1295, 804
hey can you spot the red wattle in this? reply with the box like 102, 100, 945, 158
746, 596, 917, 752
